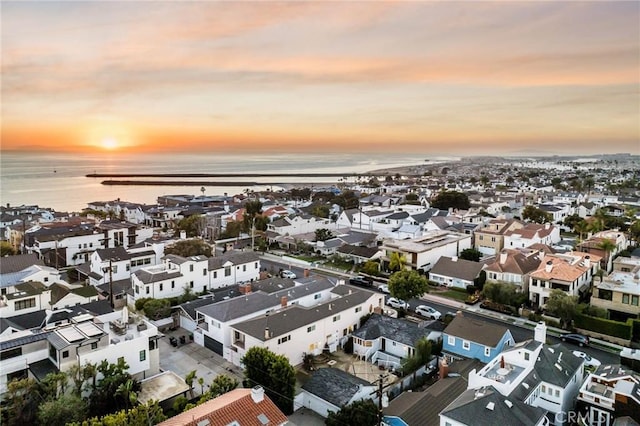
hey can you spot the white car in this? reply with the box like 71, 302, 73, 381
387, 297, 409, 310
378, 284, 390, 294
572, 351, 601, 368
281, 270, 296, 279
415, 305, 442, 320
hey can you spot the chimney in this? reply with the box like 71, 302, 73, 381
280, 296, 287, 308
534, 321, 547, 344
545, 222, 550, 230
328, 303, 332, 311
584, 255, 590, 268
239, 282, 252, 295
439, 358, 449, 379
180, 230, 186, 240
264, 327, 270, 340
499, 251, 508, 265
545, 260, 553, 273
538, 249, 545, 260
304, 268, 310, 278
251, 386, 264, 403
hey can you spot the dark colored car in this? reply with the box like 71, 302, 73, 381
349, 276, 373, 288
561, 333, 590, 347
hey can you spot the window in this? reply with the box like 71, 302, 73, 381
524, 352, 530, 361
278, 335, 291, 344
135, 285, 140, 294
15, 298, 36, 311
541, 384, 546, 393
255, 262, 258, 268
555, 389, 560, 398
190, 265, 194, 272
448, 336, 455, 346
632, 295, 639, 306
622, 294, 630, 304
307, 325, 316, 333
314, 294, 321, 300
333, 315, 341, 322
171, 281, 175, 289
203, 269, 207, 276
484, 346, 491, 357
462, 340, 470, 350
1, 347, 22, 360
355, 306, 362, 313
140, 350, 146, 362
62, 350, 69, 359
160, 283, 163, 291
91, 342, 98, 350
243, 265, 246, 272
225, 266, 231, 277
146, 286, 150, 295
213, 271, 218, 279
44, 277, 49, 282
190, 281, 194, 288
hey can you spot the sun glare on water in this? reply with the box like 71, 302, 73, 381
101, 137, 119, 150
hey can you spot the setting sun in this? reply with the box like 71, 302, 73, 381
101, 137, 119, 150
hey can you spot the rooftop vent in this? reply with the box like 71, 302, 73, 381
504, 400, 513, 408
486, 402, 495, 411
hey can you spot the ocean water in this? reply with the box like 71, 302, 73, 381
0, 152, 451, 213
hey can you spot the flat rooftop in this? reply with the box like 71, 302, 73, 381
138, 370, 190, 404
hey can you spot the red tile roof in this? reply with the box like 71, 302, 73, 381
158, 388, 288, 426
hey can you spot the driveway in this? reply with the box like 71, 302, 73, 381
159, 328, 244, 396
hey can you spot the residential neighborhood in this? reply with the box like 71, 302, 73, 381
1, 154, 639, 425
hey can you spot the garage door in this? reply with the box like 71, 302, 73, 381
204, 335, 223, 356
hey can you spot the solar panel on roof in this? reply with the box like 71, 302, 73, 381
58, 327, 85, 343
76, 322, 103, 337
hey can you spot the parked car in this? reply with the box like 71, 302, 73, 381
349, 275, 373, 288
281, 270, 297, 279
378, 284, 390, 294
387, 297, 409, 310
561, 333, 589, 347
572, 351, 601, 367
415, 305, 442, 320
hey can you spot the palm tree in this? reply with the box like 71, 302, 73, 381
197, 377, 205, 396
389, 252, 407, 272
574, 220, 589, 242
115, 379, 135, 410
597, 238, 617, 273
185, 370, 197, 398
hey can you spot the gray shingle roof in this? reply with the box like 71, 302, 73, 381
134, 269, 182, 284
0, 253, 44, 274
208, 251, 260, 270
96, 246, 131, 261
0, 330, 52, 351
384, 376, 468, 426
443, 314, 510, 347
535, 343, 583, 387
302, 367, 372, 407
441, 386, 547, 426
430, 257, 484, 281
232, 289, 376, 340
352, 314, 433, 347
197, 279, 335, 322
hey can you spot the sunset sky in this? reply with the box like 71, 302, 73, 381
2, 1, 638, 155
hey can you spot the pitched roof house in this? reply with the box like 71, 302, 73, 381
159, 386, 288, 426
429, 256, 485, 289
443, 313, 514, 363
297, 367, 377, 418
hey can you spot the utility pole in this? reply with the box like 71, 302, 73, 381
373, 373, 389, 426
109, 258, 114, 308
251, 217, 256, 251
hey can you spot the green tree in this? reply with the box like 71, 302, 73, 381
69, 401, 166, 426
545, 289, 578, 329
388, 252, 407, 272
388, 270, 429, 302
208, 374, 238, 398
482, 281, 524, 307
430, 190, 470, 210
311, 205, 330, 218
142, 298, 171, 320
325, 399, 378, 426
628, 219, 640, 245
185, 370, 197, 398
522, 206, 552, 224
37, 394, 88, 425
404, 193, 419, 204
87, 359, 139, 418
0, 241, 17, 256
597, 238, 617, 270
164, 239, 212, 257
220, 221, 242, 239
360, 260, 380, 276
314, 228, 333, 242
459, 248, 482, 262
1, 377, 39, 426
401, 337, 432, 374
176, 215, 207, 237
241, 347, 296, 414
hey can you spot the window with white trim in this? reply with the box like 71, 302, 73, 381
462, 340, 470, 350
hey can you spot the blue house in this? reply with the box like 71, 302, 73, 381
442, 313, 514, 363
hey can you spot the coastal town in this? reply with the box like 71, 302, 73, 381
1, 154, 639, 426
